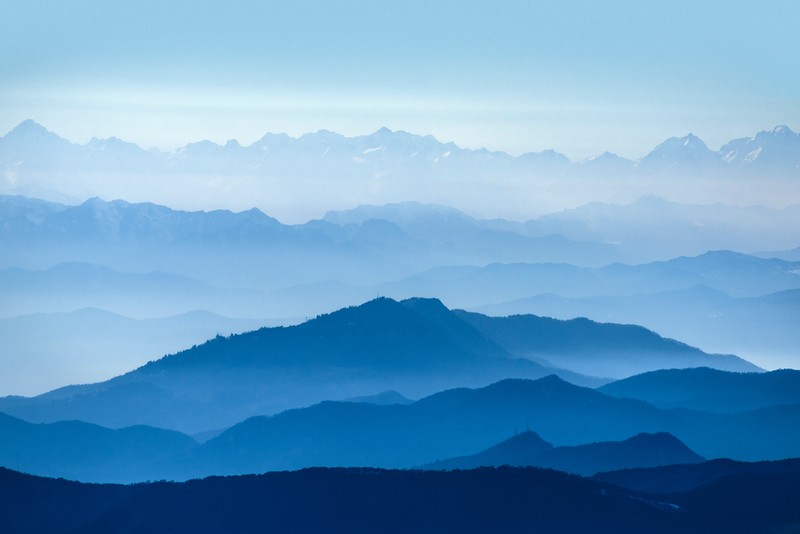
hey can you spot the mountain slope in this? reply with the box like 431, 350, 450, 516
455, 310, 759, 378
598, 367, 800, 412
0, 298, 595, 433
0, 296, 752, 433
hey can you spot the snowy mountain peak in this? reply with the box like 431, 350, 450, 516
680, 133, 709, 150
719, 125, 800, 170
772, 125, 794, 136
641, 133, 712, 162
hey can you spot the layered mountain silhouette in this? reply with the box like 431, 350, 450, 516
424, 431, 704, 476
2, 121, 798, 231
3, 121, 798, 530
0, 194, 622, 292
179, 375, 797, 479
0, 297, 758, 433
2, 374, 798, 483
3, 194, 796, 389
0, 412, 195, 483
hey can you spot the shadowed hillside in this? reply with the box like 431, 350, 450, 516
599, 367, 800, 412
2, 464, 800, 533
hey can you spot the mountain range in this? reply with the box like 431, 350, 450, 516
2, 193, 798, 390
0, 297, 760, 433
2, 370, 799, 483
2, 121, 798, 221
3, 120, 798, 181
3, 119, 799, 530
178, 374, 798, 479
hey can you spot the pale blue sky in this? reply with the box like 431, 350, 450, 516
1, 0, 798, 159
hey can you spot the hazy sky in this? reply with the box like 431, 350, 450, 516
2, 0, 799, 160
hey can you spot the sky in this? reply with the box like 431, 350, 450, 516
1, 0, 799, 160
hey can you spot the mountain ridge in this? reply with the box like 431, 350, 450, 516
3, 121, 798, 223
4, 120, 798, 170
0, 297, 756, 433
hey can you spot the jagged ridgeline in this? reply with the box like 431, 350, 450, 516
2, 121, 799, 222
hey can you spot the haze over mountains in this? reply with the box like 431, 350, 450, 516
2, 123, 798, 528
5, 0, 800, 527
2, 190, 798, 393
2, 297, 756, 433
2, 368, 799, 483
2, 121, 799, 221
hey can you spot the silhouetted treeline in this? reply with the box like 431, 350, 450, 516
2, 464, 799, 533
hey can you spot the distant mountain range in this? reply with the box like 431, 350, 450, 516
0, 194, 621, 288
382, 250, 800, 304
2, 193, 797, 388
0, 297, 757, 434
2, 121, 798, 222
3, 120, 798, 182
5, 194, 798, 298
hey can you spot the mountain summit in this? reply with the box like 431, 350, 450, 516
0, 297, 755, 433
